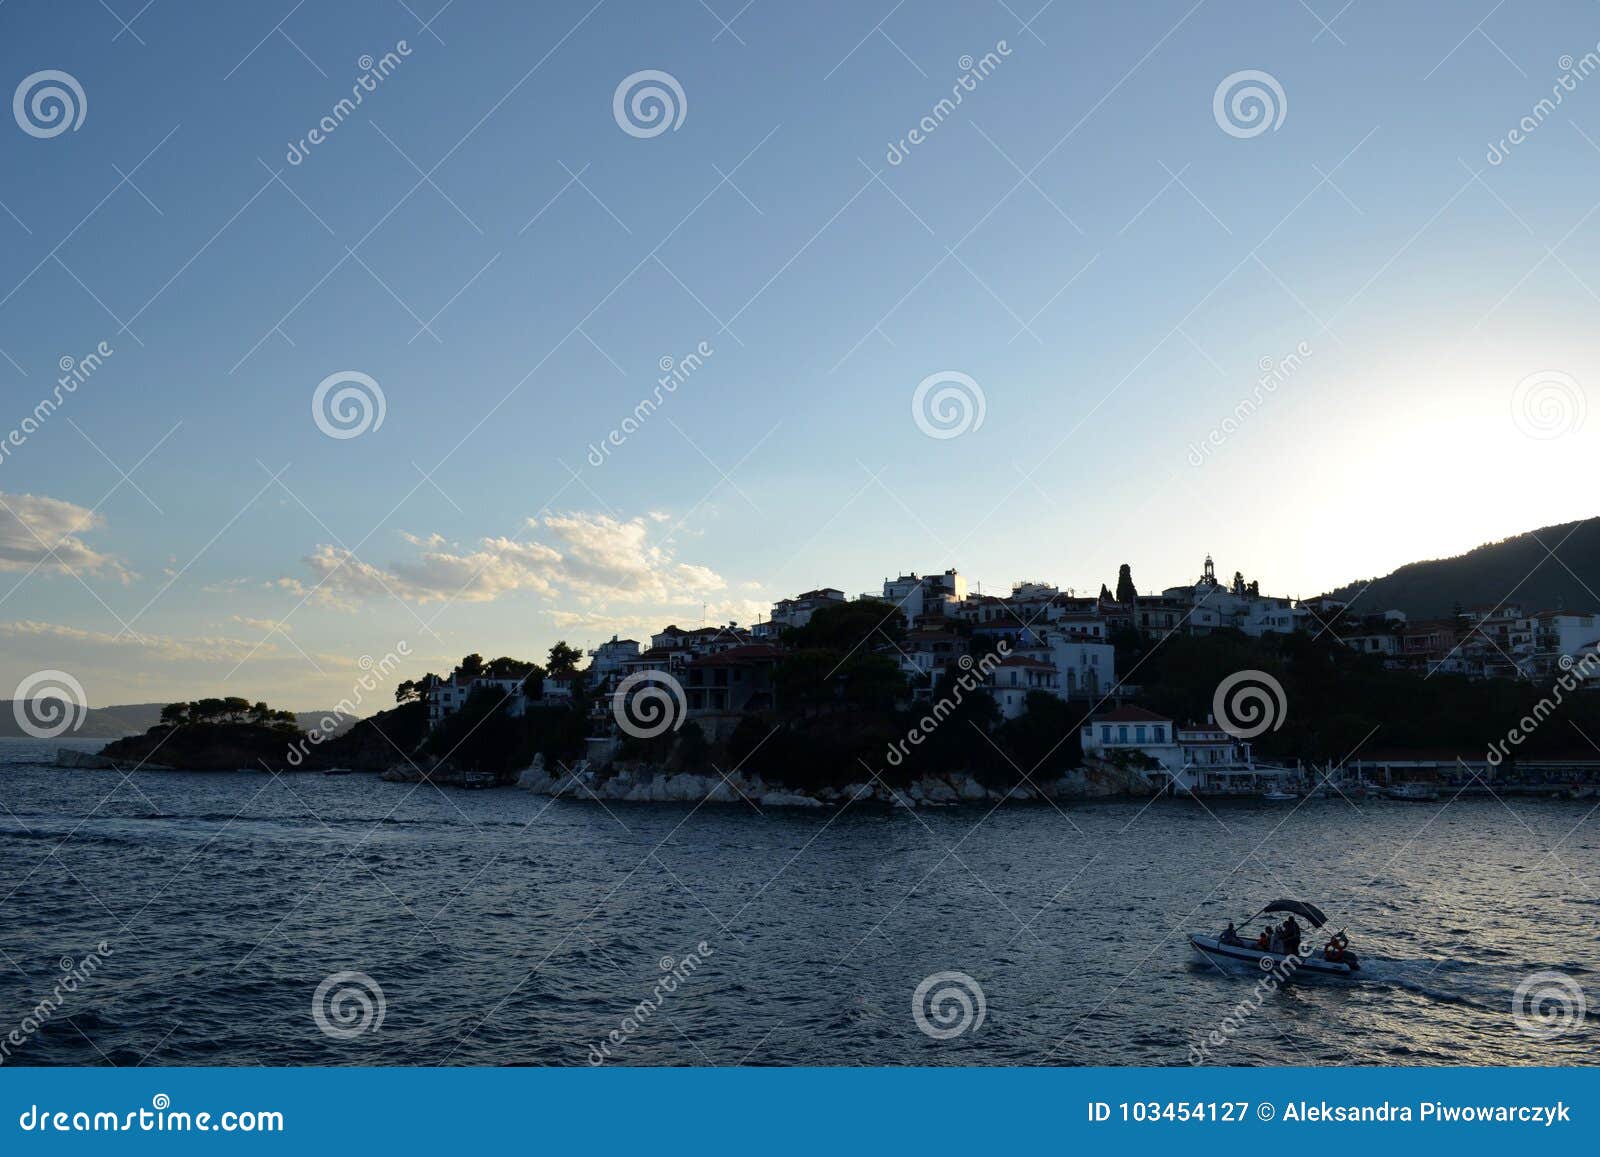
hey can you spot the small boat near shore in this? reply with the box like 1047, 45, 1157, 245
1386, 781, 1440, 801
1262, 787, 1296, 801
1190, 898, 1360, 977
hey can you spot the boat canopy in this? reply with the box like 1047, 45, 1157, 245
1253, 899, 1329, 928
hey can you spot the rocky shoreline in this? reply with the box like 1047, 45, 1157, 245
53, 744, 1148, 804
515, 755, 1140, 807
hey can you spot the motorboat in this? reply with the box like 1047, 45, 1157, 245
1190, 898, 1360, 976
1262, 787, 1296, 801
1385, 781, 1439, 801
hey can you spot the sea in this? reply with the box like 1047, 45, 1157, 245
1, 737, 1596, 1066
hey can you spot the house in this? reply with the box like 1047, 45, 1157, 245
769, 587, 847, 630
1529, 610, 1600, 680
1161, 556, 1307, 637
540, 670, 582, 703
881, 568, 967, 627
897, 629, 970, 689
1080, 705, 1178, 768
681, 644, 781, 739
425, 674, 527, 725
1037, 627, 1113, 699
986, 655, 1059, 719
587, 636, 641, 688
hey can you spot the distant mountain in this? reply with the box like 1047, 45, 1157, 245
0, 702, 358, 740
1325, 517, 1600, 620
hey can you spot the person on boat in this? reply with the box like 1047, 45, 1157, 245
1256, 927, 1271, 950
1283, 916, 1302, 956
1324, 932, 1348, 962
1269, 926, 1284, 954
1220, 922, 1243, 946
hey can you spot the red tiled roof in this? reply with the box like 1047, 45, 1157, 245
688, 644, 782, 667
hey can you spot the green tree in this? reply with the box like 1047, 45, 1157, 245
546, 641, 582, 676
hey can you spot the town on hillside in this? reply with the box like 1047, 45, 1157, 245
408, 557, 1600, 800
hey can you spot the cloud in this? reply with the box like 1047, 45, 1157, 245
546, 597, 770, 638
0, 620, 275, 663
293, 512, 730, 609
0, 491, 128, 579
231, 615, 291, 634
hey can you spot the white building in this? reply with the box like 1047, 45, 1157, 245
587, 636, 641, 686
1081, 706, 1179, 769
1162, 555, 1306, 637
1080, 706, 1285, 794
769, 587, 847, 631
425, 675, 528, 725
987, 656, 1059, 719
882, 569, 967, 626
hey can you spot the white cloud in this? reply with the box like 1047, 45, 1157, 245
231, 615, 291, 634
0, 619, 275, 663
0, 491, 128, 579
293, 512, 730, 609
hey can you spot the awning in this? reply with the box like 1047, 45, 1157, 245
1253, 899, 1329, 928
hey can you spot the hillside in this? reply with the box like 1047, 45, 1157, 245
0, 702, 359, 740
1325, 517, 1600, 619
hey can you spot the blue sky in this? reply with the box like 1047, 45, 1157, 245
2, 0, 1598, 708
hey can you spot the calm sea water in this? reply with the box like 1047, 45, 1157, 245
1, 737, 1596, 1066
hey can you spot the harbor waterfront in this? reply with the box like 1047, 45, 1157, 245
2, 739, 1594, 1068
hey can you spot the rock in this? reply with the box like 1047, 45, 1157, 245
908, 782, 926, 802
954, 774, 988, 802
55, 748, 118, 770
758, 792, 824, 808
922, 777, 959, 804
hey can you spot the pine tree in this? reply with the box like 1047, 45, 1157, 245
1115, 563, 1137, 604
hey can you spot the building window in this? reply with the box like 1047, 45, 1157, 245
1118, 726, 1128, 743
1153, 726, 1166, 743
1135, 726, 1146, 743
1101, 726, 1112, 742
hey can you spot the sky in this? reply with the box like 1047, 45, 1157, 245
1, 0, 1597, 710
